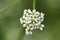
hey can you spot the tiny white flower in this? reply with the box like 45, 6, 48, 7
25, 31, 32, 35
25, 28, 29, 31
39, 27, 43, 31
28, 9, 32, 13
39, 24, 44, 31
22, 15, 26, 19
41, 24, 45, 27
41, 12, 44, 18
24, 9, 28, 14
26, 31, 29, 35
25, 28, 32, 35
20, 18, 25, 24
20, 9, 45, 35
23, 24, 26, 27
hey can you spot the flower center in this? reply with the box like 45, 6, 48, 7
38, 14, 41, 17
26, 23, 29, 26
31, 18, 35, 22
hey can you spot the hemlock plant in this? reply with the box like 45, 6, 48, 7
20, 0, 45, 35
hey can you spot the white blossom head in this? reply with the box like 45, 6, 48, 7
20, 9, 45, 35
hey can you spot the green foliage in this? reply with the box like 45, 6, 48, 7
0, 0, 60, 40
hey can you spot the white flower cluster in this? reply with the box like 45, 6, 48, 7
20, 9, 45, 35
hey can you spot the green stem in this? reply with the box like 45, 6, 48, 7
33, 0, 36, 9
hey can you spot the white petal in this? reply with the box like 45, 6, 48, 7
24, 9, 27, 13
41, 24, 44, 27
23, 15, 26, 18
28, 9, 32, 13
39, 27, 43, 31
29, 31, 32, 35
25, 28, 28, 31
20, 18, 23, 24
26, 31, 29, 35
33, 9, 36, 13
23, 24, 26, 27
20, 18, 22, 21
35, 11, 39, 15
41, 12, 44, 17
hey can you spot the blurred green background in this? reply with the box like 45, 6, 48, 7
0, 0, 60, 40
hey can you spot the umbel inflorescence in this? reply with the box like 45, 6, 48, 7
20, 9, 45, 35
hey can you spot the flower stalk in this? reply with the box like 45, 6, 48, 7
33, 0, 36, 9
20, 0, 45, 35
